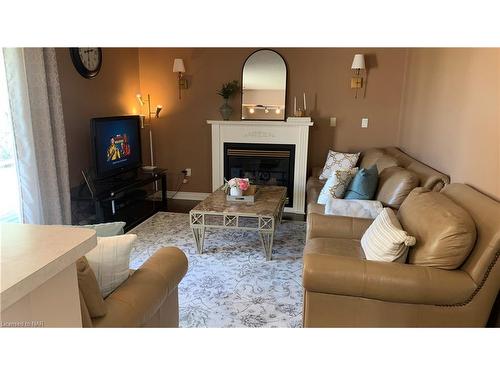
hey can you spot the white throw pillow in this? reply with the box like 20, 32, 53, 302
361, 208, 416, 263
325, 198, 383, 219
319, 150, 360, 180
85, 234, 137, 298
317, 168, 358, 204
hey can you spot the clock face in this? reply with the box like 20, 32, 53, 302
70, 47, 102, 79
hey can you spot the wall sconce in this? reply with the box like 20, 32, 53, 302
351, 54, 366, 99
136, 93, 162, 170
173, 58, 188, 99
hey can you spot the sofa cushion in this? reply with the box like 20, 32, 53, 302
344, 164, 379, 200
81, 221, 126, 237
85, 234, 137, 298
76, 257, 107, 318
398, 188, 477, 270
317, 168, 358, 204
361, 208, 416, 263
359, 148, 399, 172
319, 150, 360, 180
375, 166, 419, 209
304, 237, 365, 259
359, 148, 385, 169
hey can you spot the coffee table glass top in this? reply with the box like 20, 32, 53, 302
191, 185, 287, 217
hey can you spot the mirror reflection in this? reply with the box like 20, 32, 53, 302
241, 50, 287, 120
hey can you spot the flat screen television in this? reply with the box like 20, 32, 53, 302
90, 115, 142, 179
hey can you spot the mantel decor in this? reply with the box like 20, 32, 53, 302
217, 80, 240, 120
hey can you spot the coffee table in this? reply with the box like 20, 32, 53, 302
189, 186, 287, 261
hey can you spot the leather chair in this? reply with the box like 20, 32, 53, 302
79, 247, 188, 328
303, 184, 500, 327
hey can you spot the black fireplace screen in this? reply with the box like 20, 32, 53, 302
224, 143, 295, 207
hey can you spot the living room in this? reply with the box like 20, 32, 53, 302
1, 2, 499, 374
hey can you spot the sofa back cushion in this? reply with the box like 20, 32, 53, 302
375, 166, 419, 209
359, 148, 399, 173
359, 148, 385, 169
398, 188, 477, 270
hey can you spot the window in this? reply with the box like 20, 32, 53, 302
0, 50, 21, 223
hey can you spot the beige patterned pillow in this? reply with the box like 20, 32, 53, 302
317, 168, 358, 204
319, 150, 360, 180
361, 208, 416, 263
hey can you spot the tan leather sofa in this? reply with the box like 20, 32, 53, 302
307, 147, 450, 212
303, 184, 500, 327
79, 247, 188, 328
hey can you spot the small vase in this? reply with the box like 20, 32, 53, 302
230, 186, 242, 196
219, 98, 233, 120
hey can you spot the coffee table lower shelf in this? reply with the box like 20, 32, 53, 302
189, 211, 283, 261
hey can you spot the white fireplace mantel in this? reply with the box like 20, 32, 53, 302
207, 119, 313, 215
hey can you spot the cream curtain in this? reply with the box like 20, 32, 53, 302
3, 48, 71, 225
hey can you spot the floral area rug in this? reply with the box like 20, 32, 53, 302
128, 212, 306, 328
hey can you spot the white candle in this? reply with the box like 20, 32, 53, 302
294, 96, 297, 114
303, 92, 307, 111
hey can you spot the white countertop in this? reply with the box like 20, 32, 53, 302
0, 224, 97, 311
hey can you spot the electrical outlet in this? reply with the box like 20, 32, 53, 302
329, 117, 337, 127
361, 118, 369, 128
185, 168, 192, 177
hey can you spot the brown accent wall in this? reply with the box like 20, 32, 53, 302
399, 48, 500, 200
56, 48, 141, 187
138, 48, 407, 192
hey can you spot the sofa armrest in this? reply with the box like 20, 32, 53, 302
303, 253, 477, 305
92, 247, 188, 327
307, 203, 325, 215
307, 213, 373, 241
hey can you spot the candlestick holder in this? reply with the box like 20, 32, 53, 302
294, 108, 306, 117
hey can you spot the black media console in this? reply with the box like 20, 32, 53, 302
70, 168, 167, 232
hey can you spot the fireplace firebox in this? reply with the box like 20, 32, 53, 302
224, 143, 295, 207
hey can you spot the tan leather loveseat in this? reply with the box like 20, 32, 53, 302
307, 147, 450, 213
303, 184, 500, 327
79, 247, 188, 327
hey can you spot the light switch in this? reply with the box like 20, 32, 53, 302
329, 117, 337, 127
361, 118, 369, 128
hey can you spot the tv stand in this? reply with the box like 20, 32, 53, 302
71, 168, 167, 231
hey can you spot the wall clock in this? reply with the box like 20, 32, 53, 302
69, 48, 102, 79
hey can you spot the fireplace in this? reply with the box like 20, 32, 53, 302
224, 143, 295, 207
208, 119, 313, 215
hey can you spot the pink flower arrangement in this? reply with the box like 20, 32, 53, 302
224, 177, 250, 192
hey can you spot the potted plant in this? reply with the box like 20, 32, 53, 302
217, 80, 240, 120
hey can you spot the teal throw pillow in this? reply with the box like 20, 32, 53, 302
344, 165, 378, 200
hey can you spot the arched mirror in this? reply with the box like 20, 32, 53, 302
241, 49, 287, 121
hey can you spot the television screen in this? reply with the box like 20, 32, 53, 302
91, 116, 142, 179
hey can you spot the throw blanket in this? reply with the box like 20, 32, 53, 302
325, 198, 383, 219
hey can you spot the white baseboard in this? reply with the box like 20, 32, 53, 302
167, 191, 210, 201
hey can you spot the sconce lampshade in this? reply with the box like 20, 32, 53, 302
351, 54, 366, 70
173, 58, 186, 73
136, 93, 145, 106
155, 105, 163, 118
